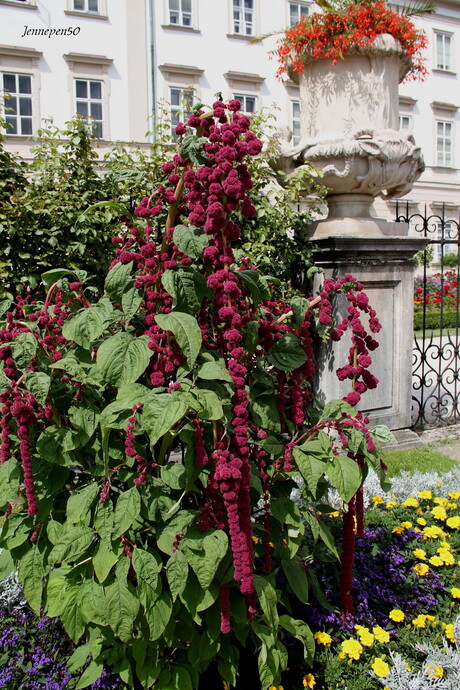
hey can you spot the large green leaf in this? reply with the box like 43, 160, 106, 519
104, 260, 133, 301
11, 331, 37, 368
62, 299, 113, 349
92, 539, 121, 583
18, 547, 44, 615
96, 333, 151, 387
142, 590, 172, 641
0, 458, 20, 507
197, 360, 233, 383
162, 269, 206, 314
113, 487, 141, 536
267, 333, 307, 371
253, 575, 279, 629
142, 395, 188, 447
48, 526, 94, 564
75, 660, 104, 690
122, 286, 143, 322
292, 447, 328, 494
327, 455, 362, 503
155, 312, 202, 371
132, 547, 162, 591
281, 559, 309, 604
79, 579, 107, 626
166, 550, 189, 601
94, 500, 113, 541
24, 371, 50, 406
105, 574, 139, 642
173, 225, 211, 259
183, 530, 228, 589
60, 586, 86, 643
66, 484, 99, 525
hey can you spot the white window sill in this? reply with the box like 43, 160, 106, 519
432, 68, 457, 76
64, 10, 108, 20
227, 32, 254, 40
0, 0, 37, 9
161, 24, 199, 33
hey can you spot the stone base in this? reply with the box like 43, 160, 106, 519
382, 428, 423, 452
312, 233, 428, 431
308, 216, 409, 238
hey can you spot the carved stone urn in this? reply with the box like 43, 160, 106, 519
277, 34, 425, 237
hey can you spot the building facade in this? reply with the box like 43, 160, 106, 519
1, 0, 459, 237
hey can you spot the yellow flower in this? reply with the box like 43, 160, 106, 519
386, 501, 397, 509
357, 629, 375, 647
400, 521, 413, 529
314, 631, 332, 645
444, 623, 456, 642
389, 609, 405, 622
402, 498, 419, 508
268, 687, 283, 690
434, 497, 448, 505
429, 555, 444, 566
372, 626, 390, 644
426, 664, 444, 679
417, 518, 427, 526
413, 548, 426, 560
329, 511, 339, 518
303, 674, 316, 689
448, 491, 460, 500
447, 502, 458, 509
423, 525, 446, 539
414, 563, 429, 576
437, 549, 455, 565
341, 638, 363, 660
418, 490, 432, 500
412, 614, 427, 628
446, 516, 460, 529
392, 527, 404, 534
372, 657, 390, 678
431, 506, 447, 521
372, 495, 384, 505
451, 587, 460, 598
223, 683, 231, 690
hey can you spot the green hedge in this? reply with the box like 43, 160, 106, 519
414, 308, 459, 331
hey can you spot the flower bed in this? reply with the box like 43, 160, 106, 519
414, 270, 459, 331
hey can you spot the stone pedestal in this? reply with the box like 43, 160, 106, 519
312, 233, 427, 430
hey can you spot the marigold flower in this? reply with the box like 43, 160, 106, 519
418, 490, 432, 500
433, 497, 448, 506
372, 495, 384, 505
372, 657, 390, 678
444, 623, 456, 642
446, 515, 460, 529
314, 631, 332, 645
400, 521, 412, 529
412, 614, 427, 628
386, 501, 397, 509
413, 548, 426, 560
372, 626, 390, 644
423, 525, 446, 539
451, 587, 460, 599
448, 491, 460, 500
414, 563, 429, 576
417, 518, 427, 526
431, 506, 447, 521
303, 674, 316, 688
392, 526, 404, 534
402, 498, 419, 508
341, 638, 363, 660
426, 664, 444, 679
429, 555, 444, 566
389, 609, 404, 622
359, 630, 375, 646
437, 549, 455, 565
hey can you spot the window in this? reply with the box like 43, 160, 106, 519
232, 0, 254, 36
2, 72, 33, 135
170, 86, 193, 138
233, 93, 256, 114
292, 100, 301, 145
435, 31, 452, 71
436, 120, 453, 167
73, 0, 99, 13
168, 0, 192, 26
436, 221, 457, 262
399, 114, 412, 131
75, 79, 103, 137
289, 2, 309, 26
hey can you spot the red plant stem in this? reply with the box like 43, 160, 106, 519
355, 486, 364, 538
340, 495, 356, 619
219, 582, 231, 634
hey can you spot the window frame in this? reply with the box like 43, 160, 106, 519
169, 85, 194, 138
398, 114, 412, 132
434, 30, 454, 72
435, 118, 454, 167
1, 71, 34, 136
288, 1, 310, 27
291, 99, 301, 145
74, 77, 104, 138
233, 92, 257, 115
231, 0, 255, 37
72, 0, 100, 13
167, 0, 193, 27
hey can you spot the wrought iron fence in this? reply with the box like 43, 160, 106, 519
395, 202, 460, 429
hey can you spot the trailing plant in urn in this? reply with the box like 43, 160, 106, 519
0, 100, 387, 689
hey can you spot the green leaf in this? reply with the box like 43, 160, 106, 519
317, 520, 339, 560
180, 134, 208, 165
290, 296, 310, 327
66, 484, 99, 525
0, 370, 11, 396
66, 645, 90, 673
18, 547, 44, 615
105, 574, 139, 642
183, 529, 228, 589
253, 575, 279, 629
281, 559, 309, 604
132, 547, 162, 590
48, 526, 94, 564
249, 394, 280, 433
267, 333, 307, 371
278, 615, 315, 664
36, 427, 74, 466
293, 447, 328, 494
92, 540, 120, 583
24, 371, 50, 406
173, 225, 211, 259
75, 660, 104, 689
94, 500, 113, 541
0, 550, 14, 580
233, 269, 260, 302
171, 667, 193, 690
62, 299, 113, 349
192, 388, 224, 420
155, 312, 202, 371
327, 455, 362, 503
104, 260, 133, 301
166, 550, 189, 601
257, 644, 277, 689
68, 404, 99, 438
97, 333, 151, 387
79, 579, 107, 626
162, 269, 206, 314
142, 395, 188, 447
11, 331, 37, 369
113, 487, 141, 536
142, 589, 172, 641
60, 586, 86, 642
41, 268, 81, 288
271, 497, 302, 528
46, 567, 69, 617
0, 458, 20, 506
122, 286, 143, 322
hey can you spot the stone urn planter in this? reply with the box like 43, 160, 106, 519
277, 34, 425, 237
